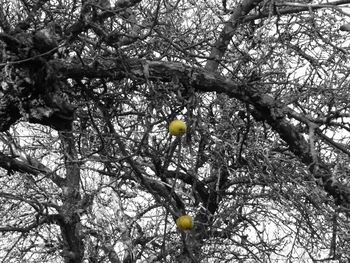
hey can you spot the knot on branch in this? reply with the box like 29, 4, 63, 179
32, 26, 60, 54
0, 56, 75, 131
0, 22, 61, 64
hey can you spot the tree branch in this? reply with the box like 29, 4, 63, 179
0, 152, 65, 187
205, 0, 264, 72
244, 0, 350, 22
59, 58, 350, 207
1, 53, 349, 206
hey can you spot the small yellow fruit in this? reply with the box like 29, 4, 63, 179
169, 120, 187, 136
176, 215, 193, 231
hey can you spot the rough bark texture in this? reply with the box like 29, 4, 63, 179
205, 0, 264, 72
1, 1, 350, 261
59, 132, 84, 263
52, 58, 350, 208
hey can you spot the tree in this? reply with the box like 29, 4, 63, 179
1, 0, 350, 262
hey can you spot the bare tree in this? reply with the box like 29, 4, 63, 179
1, 0, 350, 262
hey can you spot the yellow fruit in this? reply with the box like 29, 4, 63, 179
176, 215, 193, 231
169, 120, 187, 136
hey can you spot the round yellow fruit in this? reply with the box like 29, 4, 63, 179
169, 120, 187, 137
176, 215, 193, 231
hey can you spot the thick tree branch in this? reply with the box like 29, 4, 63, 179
244, 0, 350, 22
59, 131, 84, 263
57, 58, 350, 207
205, 0, 264, 72
205, 0, 350, 72
1, 41, 349, 207
0, 152, 65, 186
0, 94, 21, 131
0, 151, 65, 186
0, 213, 62, 233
